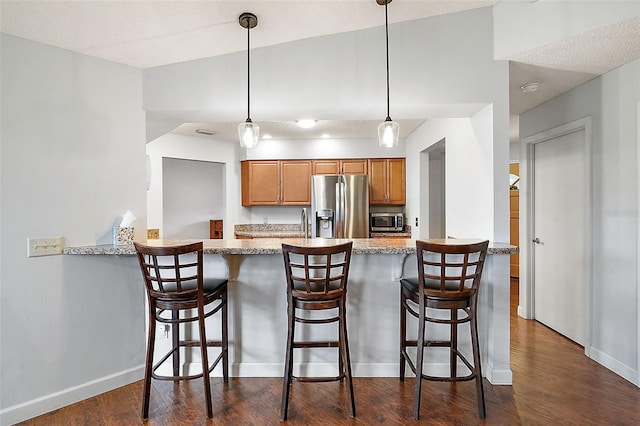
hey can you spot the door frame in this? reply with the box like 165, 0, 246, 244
418, 138, 446, 239
519, 117, 593, 356
637, 103, 640, 386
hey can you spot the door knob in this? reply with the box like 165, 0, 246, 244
532, 237, 541, 244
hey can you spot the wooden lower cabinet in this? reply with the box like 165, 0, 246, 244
510, 163, 520, 278
241, 160, 311, 206
209, 220, 223, 239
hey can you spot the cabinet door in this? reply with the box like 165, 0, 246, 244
312, 160, 340, 175
281, 160, 312, 205
387, 158, 406, 205
341, 159, 367, 174
241, 160, 280, 206
368, 159, 388, 204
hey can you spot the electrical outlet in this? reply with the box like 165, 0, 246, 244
27, 237, 64, 257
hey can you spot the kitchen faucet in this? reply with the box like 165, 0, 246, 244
300, 208, 309, 238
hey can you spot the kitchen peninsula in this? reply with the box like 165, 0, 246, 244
65, 238, 516, 385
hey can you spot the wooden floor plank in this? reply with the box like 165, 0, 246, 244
17, 280, 640, 425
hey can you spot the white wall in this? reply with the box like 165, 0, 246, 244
405, 105, 500, 241
0, 34, 147, 424
143, 8, 506, 130
519, 58, 640, 385
162, 158, 225, 239
146, 133, 246, 240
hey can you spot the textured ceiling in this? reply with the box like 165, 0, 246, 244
173, 119, 427, 141
0, 0, 495, 69
2, 1, 639, 141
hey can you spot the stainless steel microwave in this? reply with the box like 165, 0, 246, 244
370, 213, 404, 232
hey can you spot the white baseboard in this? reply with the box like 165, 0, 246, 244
0, 366, 144, 426
589, 346, 639, 387
483, 366, 513, 385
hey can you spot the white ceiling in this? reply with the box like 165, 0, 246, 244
2, 0, 639, 141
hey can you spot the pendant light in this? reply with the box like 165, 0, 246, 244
377, 0, 399, 148
238, 12, 259, 148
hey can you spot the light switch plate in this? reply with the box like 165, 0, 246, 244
27, 237, 64, 257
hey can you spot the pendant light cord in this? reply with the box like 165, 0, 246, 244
246, 19, 251, 122
384, 1, 391, 121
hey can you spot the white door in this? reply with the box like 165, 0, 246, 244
533, 128, 587, 346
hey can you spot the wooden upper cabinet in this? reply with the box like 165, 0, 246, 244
368, 159, 388, 204
368, 158, 406, 205
241, 160, 280, 206
243, 158, 403, 207
387, 158, 406, 204
281, 160, 312, 205
312, 160, 340, 175
340, 159, 367, 174
241, 160, 311, 206
312, 159, 367, 175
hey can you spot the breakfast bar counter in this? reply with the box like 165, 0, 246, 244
64, 238, 516, 385
64, 237, 516, 256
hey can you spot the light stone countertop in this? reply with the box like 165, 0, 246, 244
63, 238, 518, 255
234, 223, 306, 238
234, 223, 412, 239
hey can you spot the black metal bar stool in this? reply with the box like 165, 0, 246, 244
134, 241, 228, 419
280, 241, 356, 420
399, 239, 489, 419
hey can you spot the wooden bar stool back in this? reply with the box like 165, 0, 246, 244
280, 241, 355, 420
399, 239, 489, 419
134, 241, 228, 419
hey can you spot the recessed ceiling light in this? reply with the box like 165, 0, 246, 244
195, 128, 216, 136
297, 119, 317, 129
520, 82, 540, 93
321, 134, 330, 139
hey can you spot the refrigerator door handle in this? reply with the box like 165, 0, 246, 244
335, 179, 346, 238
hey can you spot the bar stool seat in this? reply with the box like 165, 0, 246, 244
134, 241, 229, 419
280, 241, 356, 421
399, 239, 489, 420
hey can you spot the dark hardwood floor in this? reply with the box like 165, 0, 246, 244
19, 280, 640, 425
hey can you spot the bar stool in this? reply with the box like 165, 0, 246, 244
399, 239, 489, 419
134, 241, 228, 419
280, 241, 355, 420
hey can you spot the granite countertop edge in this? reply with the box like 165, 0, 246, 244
63, 239, 518, 256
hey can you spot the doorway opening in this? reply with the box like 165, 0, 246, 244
420, 139, 446, 239
162, 157, 225, 239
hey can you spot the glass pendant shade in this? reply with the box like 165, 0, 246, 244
238, 120, 260, 148
378, 119, 399, 148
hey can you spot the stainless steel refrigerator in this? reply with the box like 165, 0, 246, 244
310, 174, 369, 238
